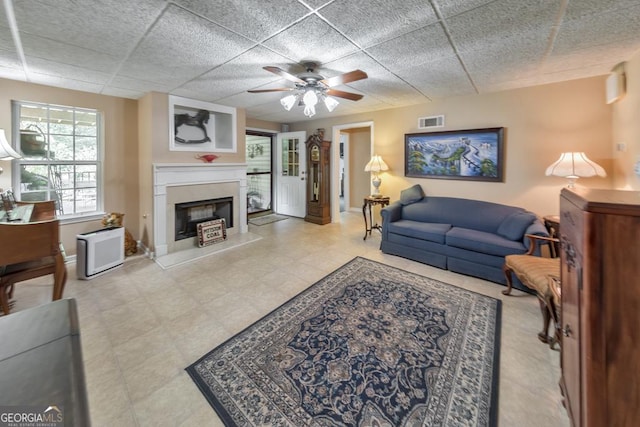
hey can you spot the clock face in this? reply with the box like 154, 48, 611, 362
311, 145, 320, 162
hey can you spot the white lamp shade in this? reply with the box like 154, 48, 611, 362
323, 96, 339, 112
545, 152, 606, 178
0, 129, 21, 160
364, 155, 389, 172
280, 94, 297, 111
302, 89, 318, 107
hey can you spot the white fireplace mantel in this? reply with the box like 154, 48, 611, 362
153, 163, 248, 257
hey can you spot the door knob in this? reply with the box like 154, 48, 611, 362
562, 324, 572, 337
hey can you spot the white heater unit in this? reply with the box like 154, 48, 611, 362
76, 227, 124, 280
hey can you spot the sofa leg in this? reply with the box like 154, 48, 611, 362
502, 264, 514, 295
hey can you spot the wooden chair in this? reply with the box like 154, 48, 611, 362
502, 234, 560, 348
0, 218, 67, 315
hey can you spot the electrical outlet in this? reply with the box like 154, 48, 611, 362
617, 143, 627, 152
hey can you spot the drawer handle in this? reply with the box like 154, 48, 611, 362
562, 324, 572, 337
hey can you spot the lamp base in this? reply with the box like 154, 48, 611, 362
371, 176, 381, 196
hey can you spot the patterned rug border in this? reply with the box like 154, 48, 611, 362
186, 256, 501, 426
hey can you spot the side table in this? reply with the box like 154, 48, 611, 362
362, 196, 390, 240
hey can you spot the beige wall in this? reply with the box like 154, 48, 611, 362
292, 76, 613, 217
345, 127, 371, 207
0, 78, 138, 255
612, 51, 640, 190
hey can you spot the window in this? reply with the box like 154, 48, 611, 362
12, 101, 102, 219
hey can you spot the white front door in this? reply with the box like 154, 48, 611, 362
276, 131, 306, 217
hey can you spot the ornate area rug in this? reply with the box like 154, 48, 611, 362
186, 257, 501, 426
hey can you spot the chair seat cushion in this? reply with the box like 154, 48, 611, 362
505, 255, 560, 295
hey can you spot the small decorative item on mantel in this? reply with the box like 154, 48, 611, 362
196, 153, 219, 163
101, 212, 138, 256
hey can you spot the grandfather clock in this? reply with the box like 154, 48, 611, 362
305, 130, 331, 225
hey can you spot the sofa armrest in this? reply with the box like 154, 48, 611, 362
380, 202, 402, 241
381, 201, 402, 224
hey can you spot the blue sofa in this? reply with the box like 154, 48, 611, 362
380, 185, 548, 291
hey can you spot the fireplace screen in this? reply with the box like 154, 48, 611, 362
175, 197, 233, 241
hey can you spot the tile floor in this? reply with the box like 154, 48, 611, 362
6, 212, 570, 426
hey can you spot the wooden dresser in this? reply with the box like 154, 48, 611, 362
559, 187, 640, 426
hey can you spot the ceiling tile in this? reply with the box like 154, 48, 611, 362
396, 56, 476, 98
262, 14, 360, 65
173, 0, 311, 42
177, 46, 294, 101
319, 0, 439, 48
446, 0, 560, 53
118, 4, 255, 86
552, 4, 640, 55
366, 23, 455, 72
26, 57, 112, 84
432, 0, 496, 18
27, 73, 105, 94
12, 0, 164, 57
19, 33, 121, 73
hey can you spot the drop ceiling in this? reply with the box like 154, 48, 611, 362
1, 0, 639, 123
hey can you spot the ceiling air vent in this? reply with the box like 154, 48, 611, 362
418, 115, 445, 129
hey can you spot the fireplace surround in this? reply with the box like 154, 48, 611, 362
153, 163, 248, 257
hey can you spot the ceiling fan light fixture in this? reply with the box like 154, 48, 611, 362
303, 103, 316, 118
302, 89, 318, 107
323, 95, 339, 112
280, 94, 298, 111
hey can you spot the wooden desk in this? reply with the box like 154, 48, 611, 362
0, 204, 34, 223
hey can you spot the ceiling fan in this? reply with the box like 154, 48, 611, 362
248, 62, 368, 117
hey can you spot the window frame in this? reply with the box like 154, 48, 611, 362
11, 100, 105, 223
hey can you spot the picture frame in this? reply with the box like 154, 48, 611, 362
168, 95, 237, 152
405, 127, 504, 182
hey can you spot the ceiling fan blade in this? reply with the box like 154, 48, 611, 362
326, 89, 364, 101
320, 70, 368, 87
263, 66, 305, 84
248, 88, 294, 93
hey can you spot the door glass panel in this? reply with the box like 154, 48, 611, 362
247, 133, 273, 215
282, 138, 299, 177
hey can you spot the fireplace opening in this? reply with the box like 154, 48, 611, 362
175, 197, 233, 241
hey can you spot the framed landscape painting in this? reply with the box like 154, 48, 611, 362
405, 127, 504, 182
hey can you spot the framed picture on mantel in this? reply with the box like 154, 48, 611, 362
404, 127, 504, 182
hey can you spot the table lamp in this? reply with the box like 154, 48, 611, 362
364, 155, 389, 196
545, 152, 606, 188
0, 129, 21, 175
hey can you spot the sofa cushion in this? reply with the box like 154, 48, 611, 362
446, 227, 526, 257
400, 184, 425, 205
401, 197, 519, 232
497, 211, 537, 241
387, 220, 451, 244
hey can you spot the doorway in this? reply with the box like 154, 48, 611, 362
246, 132, 274, 215
331, 122, 374, 222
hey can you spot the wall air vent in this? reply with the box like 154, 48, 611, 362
418, 115, 445, 129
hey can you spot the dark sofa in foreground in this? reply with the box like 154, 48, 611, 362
380, 185, 548, 291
